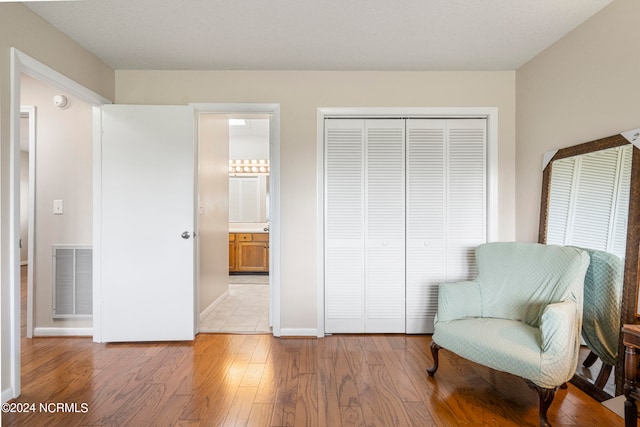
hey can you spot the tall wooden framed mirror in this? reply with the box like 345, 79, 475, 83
539, 131, 640, 400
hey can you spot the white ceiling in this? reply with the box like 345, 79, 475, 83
25, 0, 612, 71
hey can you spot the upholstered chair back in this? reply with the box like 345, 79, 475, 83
476, 242, 589, 328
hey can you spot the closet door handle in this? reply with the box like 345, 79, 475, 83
181, 231, 191, 239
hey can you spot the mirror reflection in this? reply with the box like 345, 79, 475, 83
540, 135, 636, 401
546, 144, 632, 258
228, 118, 270, 227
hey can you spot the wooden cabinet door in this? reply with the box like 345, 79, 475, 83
237, 240, 269, 272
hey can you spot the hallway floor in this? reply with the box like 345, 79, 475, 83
200, 275, 270, 333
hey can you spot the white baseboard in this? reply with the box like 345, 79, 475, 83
2, 387, 17, 403
33, 327, 93, 337
199, 289, 231, 322
279, 328, 319, 337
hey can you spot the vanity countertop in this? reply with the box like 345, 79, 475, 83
229, 223, 269, 233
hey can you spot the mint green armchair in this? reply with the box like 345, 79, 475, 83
427, 242, 590, 427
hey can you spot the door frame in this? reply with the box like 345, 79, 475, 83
192, 103, 281, 337
315, 107, 499, 337
20, 105, 36, 339
7, 48, 110, 401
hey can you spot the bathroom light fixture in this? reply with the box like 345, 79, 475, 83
229, 159, 270, 175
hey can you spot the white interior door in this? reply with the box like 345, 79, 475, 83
100, 105, 196, 342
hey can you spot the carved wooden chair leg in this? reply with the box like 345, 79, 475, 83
624, 394, 638, 427
427, 341, 440, 376
526, 380, 557, 427
594, 363, 613, 389
583, 351, 598, 368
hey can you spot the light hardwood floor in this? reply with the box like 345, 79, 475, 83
5, 267, 623, 426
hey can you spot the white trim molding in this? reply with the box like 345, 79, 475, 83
33, 327, 93, 337
279, 328, 319, 337
20, 105, 36, 339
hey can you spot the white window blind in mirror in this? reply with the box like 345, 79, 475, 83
546, 145, 632, 260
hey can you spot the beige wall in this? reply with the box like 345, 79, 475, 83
21, 74, 93, 332
198, 115, 231, 313
516, 0, 640, 242
116, 70, 517, 331
1, 3, 114, 398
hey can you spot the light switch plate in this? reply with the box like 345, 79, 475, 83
53, 199, 63, 215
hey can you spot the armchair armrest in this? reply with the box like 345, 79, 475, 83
540, 300, 580, 355
436, 281, 482, 322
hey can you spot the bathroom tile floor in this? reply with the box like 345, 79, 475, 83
199, 275, 270, 333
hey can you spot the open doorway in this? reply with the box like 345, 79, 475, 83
199, 114, 272, 333
20, 74, 94, 337
7, 49, 110, 402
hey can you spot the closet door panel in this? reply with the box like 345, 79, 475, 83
365, 120, 405, 332
324, 117, 488, 335
446, 119, 486, 283
324, 120, 365, 333
406, 242, 445, 333
405, 119, 446, 334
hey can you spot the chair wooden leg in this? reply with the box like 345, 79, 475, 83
594, 363, 613, 390
526, 380, 557, 427
583, 350, 599, 368
624, 395, 638, 427
427, 341, 440, 376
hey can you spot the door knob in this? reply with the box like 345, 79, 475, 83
181, 231, 191, 239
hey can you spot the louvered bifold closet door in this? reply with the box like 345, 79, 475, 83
405, 119, 487, 334
405, 120, 446, 334
446, 119, 487, 282
324, 119, 366, 333
365, 119, 406, 332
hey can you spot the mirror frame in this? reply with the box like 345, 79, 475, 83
538, 133, 640, 398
